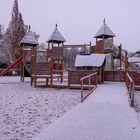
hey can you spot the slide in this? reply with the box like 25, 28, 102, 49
0, 56, 23, 76
24, 62, 31, 77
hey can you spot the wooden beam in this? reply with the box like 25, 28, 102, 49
111, 52, 114, 70
103, 36, 105, 54
119, 44, 122, 70
98, 67, 102, 83
96, 38, 97, 53
125, 51, 129, 71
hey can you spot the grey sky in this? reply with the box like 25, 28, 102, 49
0, 0, 140, 51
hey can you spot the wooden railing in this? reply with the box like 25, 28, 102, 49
126, 72, 135, 107
80, 72, 97, 102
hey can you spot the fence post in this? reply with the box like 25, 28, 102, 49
89, 77, 91, 91
81, 80, 83, 102
131, 81, 134, 107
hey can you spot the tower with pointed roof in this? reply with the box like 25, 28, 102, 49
20, 26, 39, 47
47, 24, 66, 44
19, 26, 39, 82
94, 19, 115, 54
47, 24, 66, 60
47, 24, 66, 82
94, 20, 116, 70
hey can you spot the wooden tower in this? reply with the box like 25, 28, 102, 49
94, 19, 116, 70
47, 24, 66, 82
19, 26, 39, 82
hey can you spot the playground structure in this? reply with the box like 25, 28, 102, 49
68, 19, 124, 85
0, 21, 140, 103
19, 25, 65, 87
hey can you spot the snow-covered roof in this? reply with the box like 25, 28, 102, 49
47, 24, 66, 43
20, 29, 39, 46
128, 57, 140, 63
75, 54, 106, 67
94, 20, 115, 39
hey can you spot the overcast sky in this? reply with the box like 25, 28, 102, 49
0, 0, 140, 51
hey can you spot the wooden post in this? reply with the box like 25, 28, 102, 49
111, 51, 114, 70
103, 35, 105, 54
111, 37, 113, 48
46, 49, 48, 62
22, 45, 25, 82
20, 44, 24, 82
50, 57, 53, 87
30, 47, 33, 86
125, 51, 129, 71
61, 42, 64, 83
96, 38, 98, 53
102, 66, 105, 82
98, 67, 102, 83
30, 47, 34, 86
125, 70, 128, 83
119, 44, 122, 70
68, 70, 70, 88
34, 47, 37, 88
19, 45, 22, 82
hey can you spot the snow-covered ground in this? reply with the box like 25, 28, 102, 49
34, 82, 140, 140
1, 77, 140, 140
134, 90, 140, 124
0, 76, 80, 140
134, 90, 140, 109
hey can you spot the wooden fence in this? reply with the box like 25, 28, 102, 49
128, 71, 140, 87
126, 72, 135, 107
104, 70, 125, 82
80, 72, 97, 102
68, 69, 97, 88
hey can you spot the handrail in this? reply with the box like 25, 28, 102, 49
80, 72, 97, 102
126, 72, 135, 107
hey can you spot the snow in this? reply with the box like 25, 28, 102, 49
34, 82, 140, 140
128, 57, 140, 63
75, 54, 106, 67
0, 76, 80, 140
94, 22, 115, 38
20, 30, 38, 46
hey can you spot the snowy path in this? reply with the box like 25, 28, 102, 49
34, 82, 140, 140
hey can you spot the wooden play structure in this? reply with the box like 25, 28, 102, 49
19, 25, 65, 87
47, 24, 65, 83
94, 19, 123, 70
19, 26, 39, 82
69, 53, 106, 85
0, 20, 140, 105
0, 21, 139, 105
93, 20, 124, 82
68, 20, 124, 86
30, 48, 53, 87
